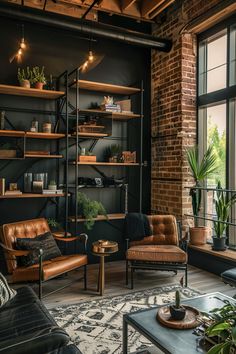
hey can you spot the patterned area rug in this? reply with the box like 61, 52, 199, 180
50, 284, 201, 354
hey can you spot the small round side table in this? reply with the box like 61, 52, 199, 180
92, 240, 118, 296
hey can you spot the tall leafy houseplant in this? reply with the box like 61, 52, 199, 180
186, 145, 218, 245
77, 192, 107, 230
213, 181, 236, 250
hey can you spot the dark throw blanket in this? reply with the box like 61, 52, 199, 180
125, 213, 151, 242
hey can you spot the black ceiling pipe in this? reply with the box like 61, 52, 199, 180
0, 2, 172, 52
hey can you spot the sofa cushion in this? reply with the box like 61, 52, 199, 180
126, 245, 187, 263
0, 273, 16, 308
16, 232, 62, 266
0, 286, 69, 354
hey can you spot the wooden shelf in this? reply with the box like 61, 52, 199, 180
69, 213, 126, 223
189, 244, 236, 261
25, 154, 63, 159
0, 129, 24, 137
0, 84, 65, 99
71, 132, 109, 138
26, 132, 65, 139
0, 193, 65, 199
74, 109, 141, 120
72, 80, 141, 95
71, 161, 139, 166
0, 130, 65, 139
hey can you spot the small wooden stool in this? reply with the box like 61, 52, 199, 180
92, 240, 118, 296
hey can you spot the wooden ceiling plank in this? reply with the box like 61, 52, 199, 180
141, 0, 166, 17
121, 0, 136, 11
149, 0, 175, 19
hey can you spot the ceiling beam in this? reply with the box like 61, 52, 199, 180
149, 0, 175, 19
141, 0, 166, 18
121, 0, 136, 11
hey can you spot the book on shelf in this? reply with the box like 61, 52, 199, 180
42, 189, 63, 194
0, 178, 5, 195
100, 104, 121, 112
5, 190, 22, 195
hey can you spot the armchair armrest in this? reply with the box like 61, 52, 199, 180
76, 233, 88, 253
0, 241, 30, 256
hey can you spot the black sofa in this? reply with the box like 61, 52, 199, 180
0, 286, 81, 354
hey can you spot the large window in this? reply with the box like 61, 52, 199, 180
198, 16, 236, 247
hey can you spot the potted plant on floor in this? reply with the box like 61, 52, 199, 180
186, 145, 218, 245
212, 181, 236, 251
32, 66, 46, 90
77, 192, 107, 230
17, 67, 33, 88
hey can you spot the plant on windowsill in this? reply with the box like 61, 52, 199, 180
77, 192, 107, 230
186, 145, 218, 245
212, 181, 236, 251
32, 66, 46, 90
202, 301, 236, 353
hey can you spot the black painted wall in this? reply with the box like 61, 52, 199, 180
0, 16, 151, 269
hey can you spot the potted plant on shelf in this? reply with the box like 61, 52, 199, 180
169, 290, 186, 320
212, 181, 236, 251
77, 192, 107, 230
48, 180, 57, 191
186, 145, 218, 245
17, 67, 33, 88
32, 66, 46, 90
105, 144, 122, 163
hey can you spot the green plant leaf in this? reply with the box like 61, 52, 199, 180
207, 342, 230, 354
207, 322, 231, 336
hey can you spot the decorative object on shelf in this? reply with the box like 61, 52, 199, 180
48, 180, 57, 191
24, 173, 32, 193
81, 147, 86, 156
201, 301, 236, 353
0, 143, 17, 158
9, 183, 18, 191
77, 192, 107, 230
100, 96, 121, 112
212, 181, 236, 251
105, 144, 122, 163
186, 145, 218, 245
122, 151, 136, 163
0, 111, 5, 130
26, 150, 50, 156
31, 118, 39, 132
32, 181, 43, 194
42, 122, 52, 134
169, 290, 186, 320
33, 173, 48, 189
9, 25, 27, 64
115, 99, 132, 113
32, 66, 46, 90
76, 124, 105, 134
17, 67, 33, 88
78, 154, 97, 162
0, 178, 5, 195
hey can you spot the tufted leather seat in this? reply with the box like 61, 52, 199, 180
0, 218, 88, 298
126, 215, 188, 288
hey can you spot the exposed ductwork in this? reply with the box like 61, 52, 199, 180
0, 2, 172, 52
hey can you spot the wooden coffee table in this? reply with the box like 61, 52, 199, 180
123, 292, 235, 354
92, 240, 118, 296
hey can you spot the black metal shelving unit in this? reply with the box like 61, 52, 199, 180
65, 66, 144, 235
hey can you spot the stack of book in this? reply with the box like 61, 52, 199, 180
5, 190, 22, 195
42, 189, 63, 195
100, 104, 121, 112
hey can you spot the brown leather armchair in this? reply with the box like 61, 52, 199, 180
126, 215, 188, 289
0, 218, 88, 299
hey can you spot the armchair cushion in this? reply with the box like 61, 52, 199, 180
16, 232, 62, 267
12, 254, 88, 282
0, 272, 16, 308
126, 245, 187, 263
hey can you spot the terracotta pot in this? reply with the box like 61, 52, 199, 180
20, 80, 30, 88
35, 82, 44, 90
189, 227, 209, 245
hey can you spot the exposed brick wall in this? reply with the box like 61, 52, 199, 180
151, 0, 224, 227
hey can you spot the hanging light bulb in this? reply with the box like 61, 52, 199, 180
20, 38, 26, 50
9, 24, 27, 64
88, 50, 94, 63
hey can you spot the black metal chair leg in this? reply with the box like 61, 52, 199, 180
126, 260, 129, 286
38, 249, 43, 300
131, 266, 134, 290
185, 265, 188, 287
84, 265, 87, 290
